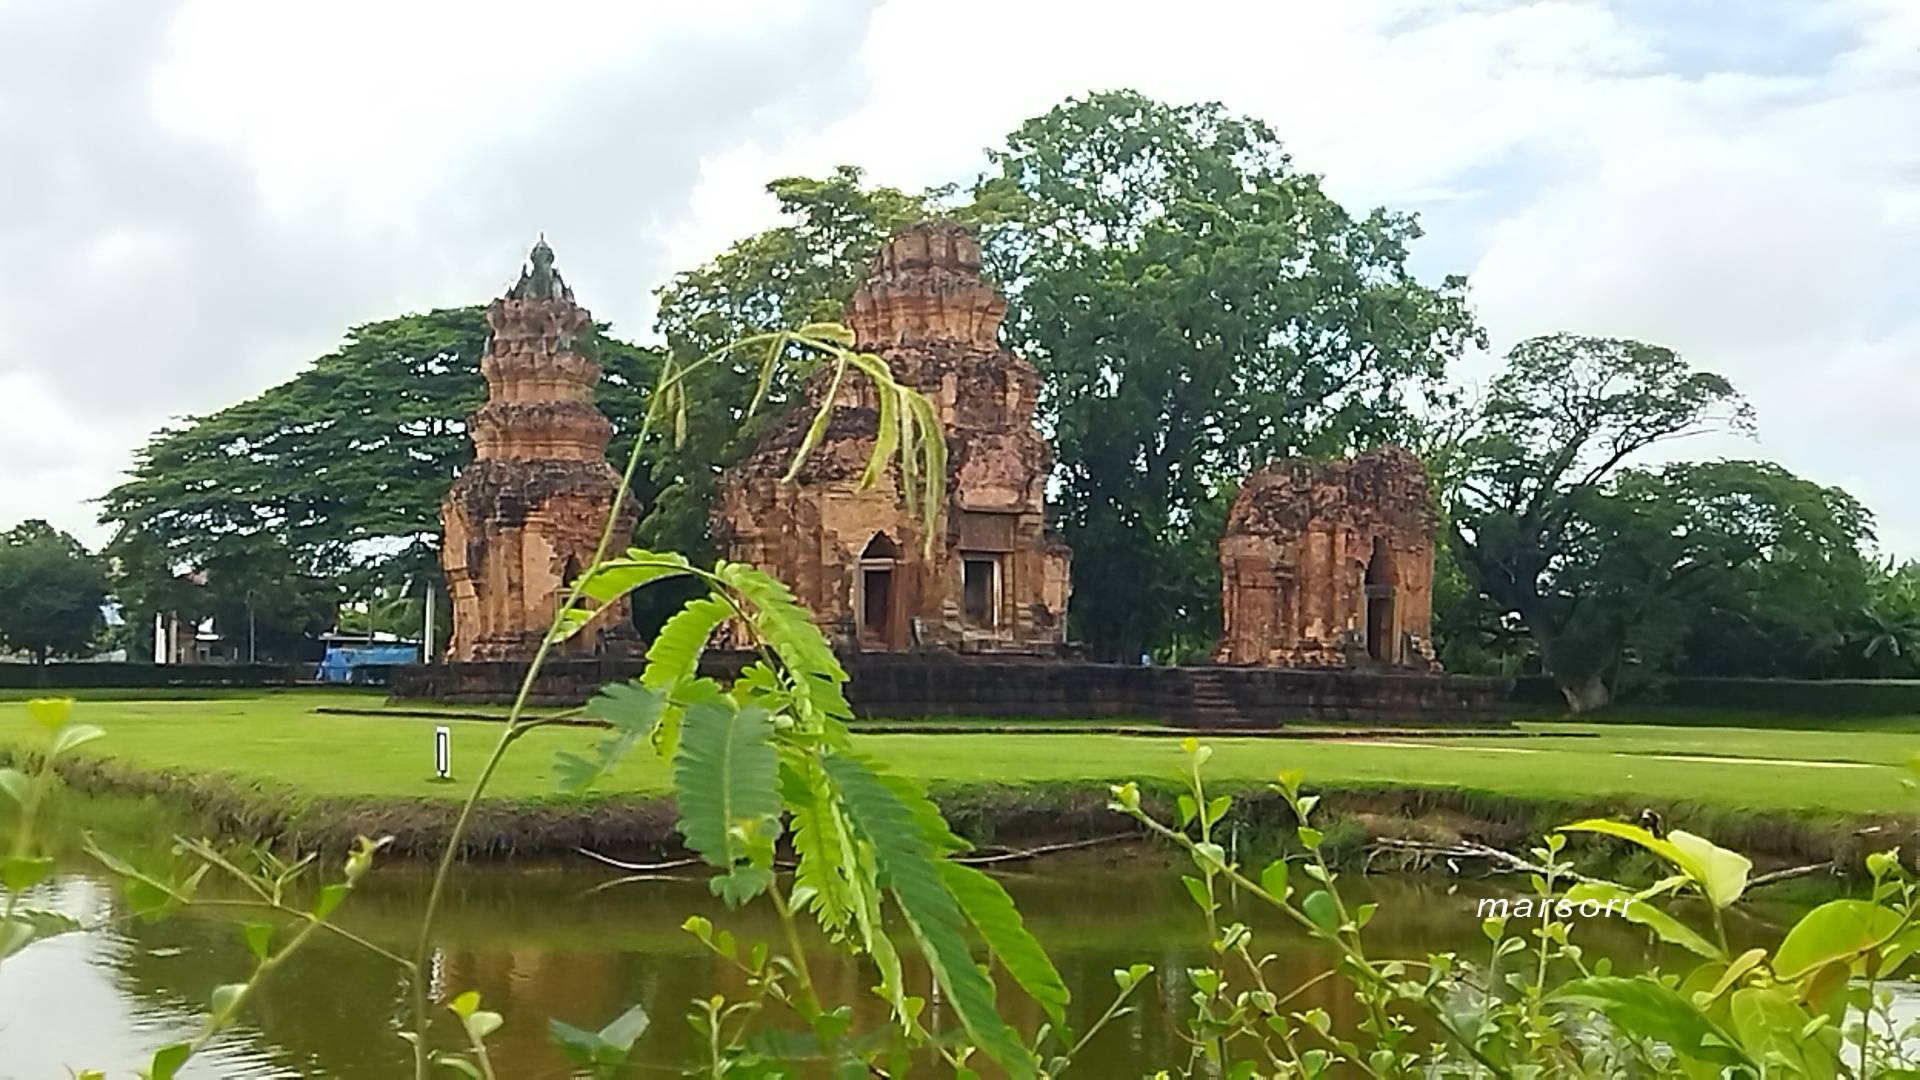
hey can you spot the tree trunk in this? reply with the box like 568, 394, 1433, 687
1559, 675, 1611, 714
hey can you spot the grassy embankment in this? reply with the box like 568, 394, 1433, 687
1, 690, 1914, 861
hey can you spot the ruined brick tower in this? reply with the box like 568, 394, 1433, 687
715, 221, 1072, 652
441, 239, 635, 661
1215, 447, 1438, 670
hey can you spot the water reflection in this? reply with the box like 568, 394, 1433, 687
0, 838, 1789, 1076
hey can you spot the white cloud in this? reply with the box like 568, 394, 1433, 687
0, 0, 1915, 561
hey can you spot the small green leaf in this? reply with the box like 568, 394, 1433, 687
465, 1010, 504, 1042
1297, 826, 1324, 850
242, 921, 272, 961
0, 854, 52, 892
26, 697, 72, 731
1302, 890, 1340, 932
148, 1042, 191, 1080
433, 1055, 484, 1079
51, 723, 106, 757
210, 981, 247, 1018
1259, 858, 1290, 900
0, 768, 29, 807
597, 1003, 649, 1050
1114, 963, 1153, 992
450, 990, 481, 1018
313, 883, 349, 920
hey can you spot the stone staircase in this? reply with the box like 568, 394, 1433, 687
1184, 669, 1247, 726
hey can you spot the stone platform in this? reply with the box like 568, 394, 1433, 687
389, 653, 1509, 728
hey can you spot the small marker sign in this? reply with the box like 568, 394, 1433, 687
435, 725, 451, 780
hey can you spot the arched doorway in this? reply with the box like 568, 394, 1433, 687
858, 533, 899, 647
1364, 538, 1396, 664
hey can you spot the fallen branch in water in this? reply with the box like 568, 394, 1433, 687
574, 832, 1135, 876
1367, 835, 1835, 891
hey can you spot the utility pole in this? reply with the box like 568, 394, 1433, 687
423, 585, 436, 664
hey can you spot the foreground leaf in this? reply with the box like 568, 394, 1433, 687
1553, 976, 1751, 1067
942, 862, 1072, 1038
1773, 899, 1904, 980
672, 699, 780, 907
1563, 882, 1721, 960
824, 753, 1036, 1078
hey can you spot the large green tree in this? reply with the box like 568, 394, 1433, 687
0, 520, 108, 663
100, 308, 657, 638
976, 90, 1480, 659
1448, 334, 1877, 708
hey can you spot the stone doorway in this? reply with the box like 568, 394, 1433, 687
961, 555, 998, 628
1365, 538, 1396, 663
859, 533, 899, 648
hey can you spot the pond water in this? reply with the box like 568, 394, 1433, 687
0, 799, 1807, 1078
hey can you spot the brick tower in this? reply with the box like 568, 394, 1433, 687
714, 221, 1072, 653
441, 239, 634, 661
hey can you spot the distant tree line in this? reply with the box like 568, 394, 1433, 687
87, 89, 1919, 709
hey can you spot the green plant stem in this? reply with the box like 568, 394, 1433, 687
766, 878, 821, 1017
1062, 980, 1146, 1064
183, 908, 330, 1062
194, 899, 413, 969
1127, 805, 1516, 1079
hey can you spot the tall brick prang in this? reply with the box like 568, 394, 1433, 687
441, 239, 634, 661
715, 221, 1072, 653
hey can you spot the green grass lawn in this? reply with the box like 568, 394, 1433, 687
2, 690, 1915, 817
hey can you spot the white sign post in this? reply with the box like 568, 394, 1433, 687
434, 726, 451, 780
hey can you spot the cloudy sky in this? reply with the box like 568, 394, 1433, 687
2, 0, 1915, 554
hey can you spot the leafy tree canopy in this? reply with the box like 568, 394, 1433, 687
1448, 334, 1877, 708
977, 90, 1480, 658
99, 308, 657, 633
0, 519, 108, 663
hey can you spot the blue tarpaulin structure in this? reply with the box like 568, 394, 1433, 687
315, 644, 417, 684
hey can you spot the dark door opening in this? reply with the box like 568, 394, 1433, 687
962, 557, 997, 627
859, 533, 899, 646
1364, 538, 1395, 663
863, 568, 893, 640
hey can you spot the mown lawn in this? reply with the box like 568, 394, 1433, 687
0, 690, 1914, 816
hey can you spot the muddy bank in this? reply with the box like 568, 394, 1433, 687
12, 747, 1910, 878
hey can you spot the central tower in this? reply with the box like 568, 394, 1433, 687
715, 221, 1071, 653
441, 239, 635, 661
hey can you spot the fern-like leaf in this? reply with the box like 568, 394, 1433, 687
715, 562, 853, 732
822, 753, 1035, 1078
778, 757, 858, 940
557, 682, 667, 792
575, 549, 694, 606
674, 700, 782, 907
942, 863, 1073, 1038
642, 595, 732, 692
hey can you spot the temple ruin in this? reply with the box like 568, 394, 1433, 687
441, 239, 634, 661
713, 221, 1072, 652
1215, 447, 1438, 670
